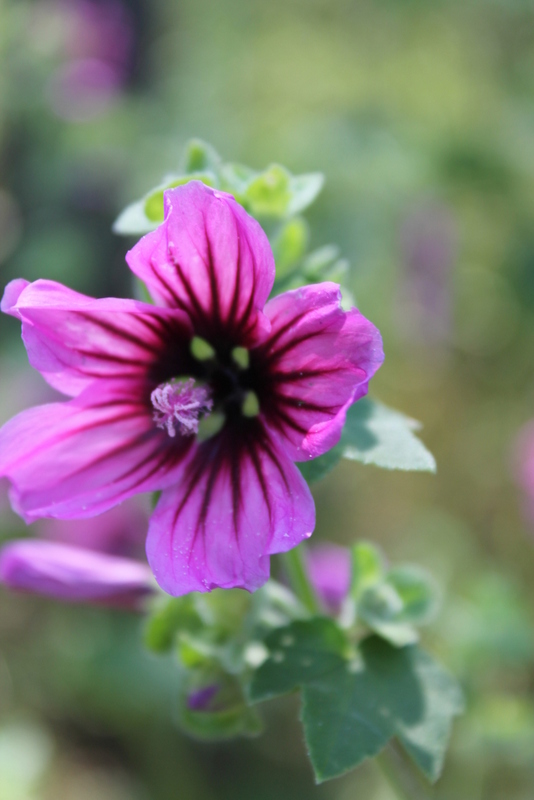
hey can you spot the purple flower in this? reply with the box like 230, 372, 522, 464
48, 58, 123, 123
398, 200, 457, 345
512, 421, 534, 527
31, 0, 135, 122
39, 497, 149, 559
306, 543, 351, 614
0, 182, 383, 596
0, 540, 153, 608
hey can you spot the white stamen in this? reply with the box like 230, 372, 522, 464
151, 378, 213, 438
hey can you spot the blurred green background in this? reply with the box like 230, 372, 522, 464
2, 0, 534, 797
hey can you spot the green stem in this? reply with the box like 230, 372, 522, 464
375, 743, 434, 800
281, 545, 321, 615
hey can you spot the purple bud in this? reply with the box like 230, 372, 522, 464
187, 684, 220, 712
306, 543, 351, 614
0, 540, 154, 608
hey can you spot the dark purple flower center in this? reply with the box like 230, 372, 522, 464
150, 332, 266, 439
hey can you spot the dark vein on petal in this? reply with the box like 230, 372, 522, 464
228, 222, 243, 329
268, 329, 324, 363
171, 447, 212, 531
263, 308, 310, 352
75, 313, 161, 355
270, 367, 341, 383
170, 255, 206, 323
233, 231, 257, 340
230, 441, 242, 542
259, 435, 291, 493
204, 223, 222, 332
151, 265, 187, 310
276, 395, 339, 414
61, 428, 157, 481
270, 406, 309, 435
12, 407, 144, 467
133, 314, 175, 341
74, 350, 152, 365
246, 432, 273, 524
198, 440, 224, 532
113, 436, 188, 488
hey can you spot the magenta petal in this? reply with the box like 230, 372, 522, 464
146, 429, 315, 595
0, 540, 153, 605
263, 282, 384, 460
0, 381, 190, 522
41, 496, 149, 559
1, 279, 30, 319
3, 279, 192, 397
126, 181, 274, 344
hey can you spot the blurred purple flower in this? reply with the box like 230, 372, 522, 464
48, 58, 123, 122
36, 0, 135, 122
398, 200, 457, 345
187, 684, 220, 712
0, 182, 383, 597
61, 0, 134, 73
512, 421, 534, 527
306, 543, 351, 614
0, 540, 153, 608
38, 497, 149, 559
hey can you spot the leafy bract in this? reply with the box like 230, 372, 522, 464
348, 542, 439, 646
113, 140, 324, 236
272, 217, 309, 280
249, 618, 463, 783
297, 444, 343, 484
341, 398, 436, 472
299, 398, 436, 484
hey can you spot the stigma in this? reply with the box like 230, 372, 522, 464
151, 378, 213, 438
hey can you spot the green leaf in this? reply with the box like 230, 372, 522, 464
249, 619, 463, 783
219, 162, 256, 203
180, 673, 262, 740
386, 565, 440, 626
272, 217, 309, 279
341, 398, 436, 473
246, 164, 292, 217
144, 595, 201, 653
286, 172, 324, 216
144, 173, 218, 223
297, 444, 343, 484
245, 166, 324, 219
181, 139, 222, 174
302, 244, 339, 273
357, 584, 419, 646
351, 541, 384, 596
181, 702, 263, 740
350, 550, 439, 645
112, 199, 155, 236
249, 618, 349, 701
113, 143, 322, 237
296, 399, 435, 486
113, 172, 218, 235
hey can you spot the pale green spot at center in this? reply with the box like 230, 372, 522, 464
190, 336, 216, 361
197, 411, 225, 441
242, 391, 260, 417
232, 346, 250, 370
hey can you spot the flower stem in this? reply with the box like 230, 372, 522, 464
375, 743, 434, 800
282, 545, 321, 615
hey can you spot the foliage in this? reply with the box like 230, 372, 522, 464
142, 539, 461, 787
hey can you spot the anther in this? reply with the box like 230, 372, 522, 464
151, 378, 213, 438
